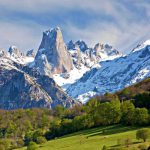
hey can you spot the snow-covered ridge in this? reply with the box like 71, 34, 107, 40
53, 39, 121, 91
132, 40, 150, 52
66, 41, 150, 103
0, 46, 35, 65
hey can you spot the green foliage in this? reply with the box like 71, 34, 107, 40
136, 129, 149, 142
0, 139, 11, 150
27, 141, 38, 150
133, 108, 149, 125
36, 136, 47, 144
121, 101, 135, 125
97, 100, 121, 125
134, 93, 150, 109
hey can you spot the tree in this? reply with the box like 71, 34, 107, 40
121, 101, 135, 125
27, 142, 38, 150
61, 119, 73, 134
97, 100, 121, 125
135, 93, 150, 109
133, 108, 149, 125
136, 129, 149, 142
54, 105, 65, 118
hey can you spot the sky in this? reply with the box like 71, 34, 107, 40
0, 0, 150, 53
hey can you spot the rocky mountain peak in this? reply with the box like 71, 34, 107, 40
26, 49, 35, 57
75, 40, 88, 52
132, 39, 150, 53
0, 50, 6, 57
67, 40, 75, 50
8, 46, 24, 57
35, 27, 73, 74
94, 43, 119, 58
67, 40, 88, 52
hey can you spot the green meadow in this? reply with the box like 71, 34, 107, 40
16, 125, 150, 150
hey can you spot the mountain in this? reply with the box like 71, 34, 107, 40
34, 27, 73, 74
26, 49, 35, 57
1, 26, 149, 107
7, 46, 34, 65
67, 40, 88, 52
0, 45, 76, 110
53, 40, 121, 90
66, 40, 150, 102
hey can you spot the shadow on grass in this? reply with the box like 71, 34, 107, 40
87, 125, 138, 138
59, 124, 139, 139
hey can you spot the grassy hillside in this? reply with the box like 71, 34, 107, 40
16, 125, 150, 150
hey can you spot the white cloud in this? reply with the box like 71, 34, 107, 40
0, 0, 149, 53
64, 20, 150, 52
0, 0, 119, 14
0, 20, 48, 53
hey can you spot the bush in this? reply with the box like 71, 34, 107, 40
136, 129, 149, 142
36, 136, 47, 144
138, 144, 147, 150
27, 142, 38, 150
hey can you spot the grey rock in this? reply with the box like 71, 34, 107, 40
0, 56, 77, 110
75, 40, 88, 52
8, 46, 24, 57
26, 49, 35, 57
35, 27, 73, 74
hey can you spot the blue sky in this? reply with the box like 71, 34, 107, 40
0, 0, 150, 53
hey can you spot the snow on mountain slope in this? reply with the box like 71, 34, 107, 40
7, 46, 34, 65
66, 42, 150, 103
53, 42, 121, 90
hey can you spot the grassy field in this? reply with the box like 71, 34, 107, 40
16, 125, 150, 150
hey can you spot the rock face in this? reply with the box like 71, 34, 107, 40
0, 53, 76, 110
8, 46, 24, 57
94, 43, 120, 58
26, 49, 35, 57
35, 27, 73, 74
67, 40, 88, 52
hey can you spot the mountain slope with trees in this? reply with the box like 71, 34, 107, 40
0, 77, 150, 149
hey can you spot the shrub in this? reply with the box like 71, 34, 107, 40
136, 129, 149, 142
27, 141, 38, 150
36, 136, 47, 144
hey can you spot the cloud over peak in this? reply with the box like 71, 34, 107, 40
0, 0, 150, 53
